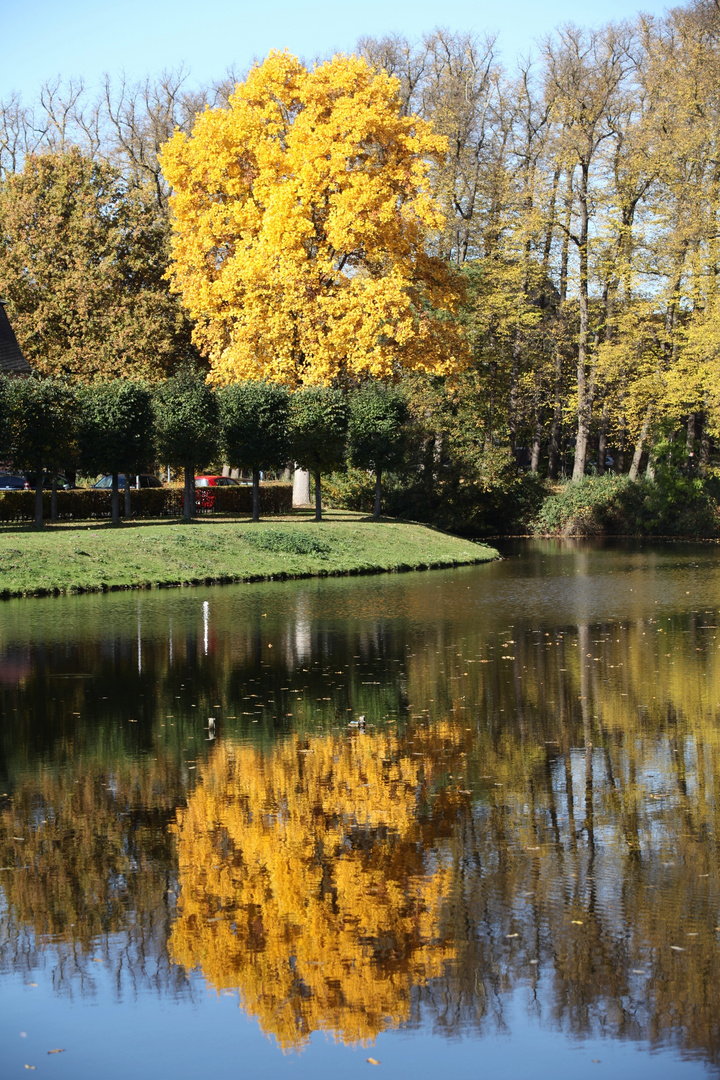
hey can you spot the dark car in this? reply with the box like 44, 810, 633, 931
24, 473, 75, 490
0, 473, 29, 491
93, 474, 163, 489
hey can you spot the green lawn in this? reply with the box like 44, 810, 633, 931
1, 511, 497, 598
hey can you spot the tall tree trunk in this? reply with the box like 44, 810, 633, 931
509, 334, 521, 452
314, 470, 322, 522
111, 471, 120, 525
700, 415, 710, 474
374, 468, 382, 519
686, 411, 696, 474
572, 165, 592, 481
645, 440, 656, 481
597, 402, 609, 475
530, 416, 542, 474
34, 472, 44, 529
252, 467, 260, 522
183, 464, 194, 521
629, 407, 652, 481
548, 345, 563, 480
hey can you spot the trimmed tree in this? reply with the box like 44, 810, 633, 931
349, 383, 408, 519
78, 380, 155, 524
153, 371, 219, 521
218, 382, 290, 522
289, 388, 348, 522
9, 376, 77, 528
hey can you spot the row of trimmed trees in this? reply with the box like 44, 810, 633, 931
1, 372, 407, 528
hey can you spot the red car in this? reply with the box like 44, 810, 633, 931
194, 475, 243, 510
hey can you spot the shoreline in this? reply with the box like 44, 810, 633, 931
1, 512, 498, 600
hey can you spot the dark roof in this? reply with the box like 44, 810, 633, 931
0, 301, 32, 375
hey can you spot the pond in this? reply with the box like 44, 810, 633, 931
1, 539, 719, 1079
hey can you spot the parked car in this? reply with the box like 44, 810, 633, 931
0, 473, 29, 491
195, 474, 242, 510
93, 474, 163, 489
24, 473, 75, 490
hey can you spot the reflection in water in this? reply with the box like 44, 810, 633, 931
0, 544, 720, 1066
170, 732, 461, 1048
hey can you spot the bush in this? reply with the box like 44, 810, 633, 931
532, 474, 720, 537
324, 468, 378, 513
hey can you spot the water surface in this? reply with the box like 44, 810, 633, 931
1, 539, 719, 1078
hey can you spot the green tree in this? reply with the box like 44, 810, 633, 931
290, 388, 348, 522
78, 381, 155, 524
153, 371, 219, 521
218, 382, 289, 523
0, 148, 197, 381
349, 383, 408, 519
9, 376, 77, 528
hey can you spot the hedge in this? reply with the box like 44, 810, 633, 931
0, 483, 293, 523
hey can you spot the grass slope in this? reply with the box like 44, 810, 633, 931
2, 512, 497, 598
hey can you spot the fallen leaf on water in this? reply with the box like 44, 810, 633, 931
47, 1049, 65, 1055
506, 933, 519, 939
571, 920, 584, 925
367, 1059, 381, 1066
28, 982, 38, 987
92, 958, 103, 963
670, 945, 685, 951
24, 1067, 36, 1071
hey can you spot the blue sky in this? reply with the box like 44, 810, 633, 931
4, 0, 672, 102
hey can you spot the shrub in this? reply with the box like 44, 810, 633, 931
532, 474, 720, 537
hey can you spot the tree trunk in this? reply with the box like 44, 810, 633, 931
530, 415, 542, 473
548, 346, 563, 479
597, 402, 609, 475
183, 464, 194, 521
572, 163, 592, 481
111, 472, 119, 525
509, 334, 521, 452
51, 477, 58, 522
374, 469, 382, 519
34, 472, 44, 529
686, 412, 696, 475
629, 407, 652, 481
314, 470, 322, 522
252, 467, 260, 522
645, 440, 656, 481
124, 475, 132, 518
700, 415, 710, 474
292, 467, 311, 506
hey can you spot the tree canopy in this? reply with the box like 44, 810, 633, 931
0, 148, 196, 381
218, 381, 290, 521
160, 51, 467, 386
290, 387, 348, 520
153, 370, 219, 520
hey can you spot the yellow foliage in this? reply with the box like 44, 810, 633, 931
169, 731, 458, 1049
160, 52, 467, 386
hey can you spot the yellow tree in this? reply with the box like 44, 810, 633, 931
160, 51, 466, 386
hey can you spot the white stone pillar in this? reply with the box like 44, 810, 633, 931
292, 467, 311, 506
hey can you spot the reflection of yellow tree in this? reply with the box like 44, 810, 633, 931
169, 732, 459, 1049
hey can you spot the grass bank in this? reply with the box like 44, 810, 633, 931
0, 511, 498, 598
